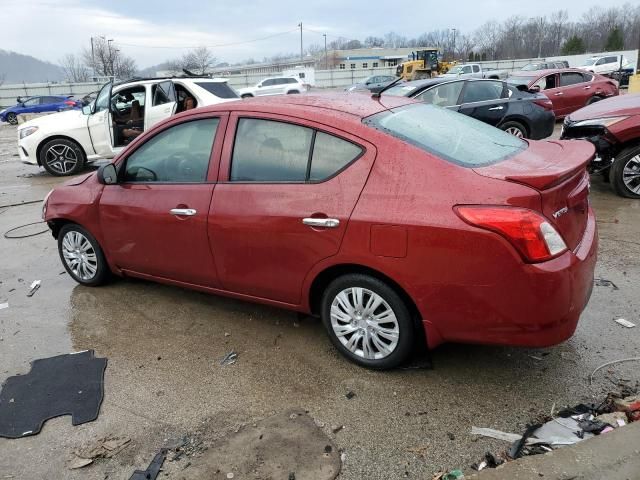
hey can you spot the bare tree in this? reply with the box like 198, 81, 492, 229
0, 73, 5, 87
183, 47, 216, 75
81, 37, 137, 79
60, 53, 90, 82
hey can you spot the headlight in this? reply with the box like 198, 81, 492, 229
572, 116, 629, 128
19, 126, 39, 139
42, 189, 53, 220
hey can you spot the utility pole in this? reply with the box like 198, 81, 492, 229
323, 34, 327, 70
451, 28, 457, 62
90, 37, 95, 79
298, 22, 303, 64
107, 39, 114, 77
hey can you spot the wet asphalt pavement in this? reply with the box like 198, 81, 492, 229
0, 120, 639, 479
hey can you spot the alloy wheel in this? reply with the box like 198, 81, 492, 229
6, 113, 17, 125
61, 230, 98, 281
330, 287, 400, 360
622, 154, 640, 195
44, 144, 78, 175
504, 126, 524, 138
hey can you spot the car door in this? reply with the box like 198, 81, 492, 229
208, 113, 375, 304
146, 81, 177, 129
99, 114, 227, 286
20, 97, 40, 114
412, 81, 465, 111
532, 73, 567, 116
86, 82, 114, 157
558, 72, 590, 114
256, 79, 277, 96
472, 65, 482, 78
457, 80, 508, 127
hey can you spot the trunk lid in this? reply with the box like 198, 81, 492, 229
474, 140, 595, 251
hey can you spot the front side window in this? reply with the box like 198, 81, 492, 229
364, 103, 526, 167
123, 118, 219, 183
605, 56, 618, 64
22, 98, 40, 106
414, 82, 464, 107
262, 79, 276, 87
462, 66, 472, 74
230, 119, 363, 182
560, 72, 585, 86
94, 82, 112, 113
462, 81, 504, 103
596, 58, 606, 66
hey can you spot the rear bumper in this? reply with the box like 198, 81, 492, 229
529, 110, 556, 140
423, 208, 598, 348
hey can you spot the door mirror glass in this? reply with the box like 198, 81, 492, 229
529, 85, 540, 93
97, 163, 118, 185
82, 104, 92, 115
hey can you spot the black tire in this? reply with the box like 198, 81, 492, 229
241, 94, 253, 99
6, 112, 18, 125
287, 90, 300, 94
609, 145, 640, 199
586, 96, 602, 106
58, 224, 110, 286
39, 138, 85, 176
499, 120, 528, 139
321, 274, 414, 369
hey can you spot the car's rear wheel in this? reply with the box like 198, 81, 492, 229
58, 224, 110, 286
287, 90, 300, 94
321, 274, 414, 369
610, 145, 640, 199
6, 112, 17, 125
241, 94, 253, 99
500, 121, 527, 139
39, 138, 85, 176
586, 96, 603, 106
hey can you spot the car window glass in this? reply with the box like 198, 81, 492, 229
231, 119, 313, 182
414, 82, 464, 107
94, 83, 112, 113
194, 82, 239, 99
534, 74, 556, 90
583, 73, 594, 81
462, 81, 503, 103
472, 65, 480, 73
152, 81, 174, 106
22, 98, 39, 106
462, 66, 472, 74
310, 132, 363, 181
364, 103, 526, 167
123, 118, 219, 183
287, 78, 297, 84
605, 56, 617, 63
560, 72, 584, 86
262, 79, 274, 87
596, 58, 606, 65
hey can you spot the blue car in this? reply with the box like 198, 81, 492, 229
0, 95, 81, 125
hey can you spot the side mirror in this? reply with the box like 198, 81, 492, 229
97, 163, 117, 185
257, 84, 262, 88
82, 105, 92, 115
529, 85, 541, 93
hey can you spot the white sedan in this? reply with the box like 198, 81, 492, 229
18, 77, 239, 176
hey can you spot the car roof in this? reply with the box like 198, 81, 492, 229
393, 77, 503, 93
116, 76, 229, 87
185, 92, 415, 120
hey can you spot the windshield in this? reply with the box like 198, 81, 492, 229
384, 84, 418, 97
506, 76, 534, 86
446, 66, 464, 74
581, 58, 597, 66
363, 103, 526, 167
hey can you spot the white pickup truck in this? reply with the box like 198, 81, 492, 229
439, 64, 509, 80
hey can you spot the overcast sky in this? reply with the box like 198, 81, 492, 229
0, 0, 628, 68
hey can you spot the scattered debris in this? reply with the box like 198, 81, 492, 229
594, 277, 619, 290
433, 469, 464, 480
508, 424, 541, 459
167, 435, 206, 461
129, 450, 166, 480
447, 432, 455, 441
590, 357, 640, 384
220, 350, 238, 366
69, 436, 131, 468
614, 318, 636, 328
26, 280, 41, 297
471, 427, 534, 444
68, 457, 94, 470
345, 391, 356, 400
331, 425, 344, 434
0, 302, 8, 310
595, 411, 627, 427
3, 221, 49, 239
529, 355, 543, 361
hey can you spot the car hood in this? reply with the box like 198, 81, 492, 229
237, 87, 254, 94
19, 108, 86, 131
568, 93, 640, 121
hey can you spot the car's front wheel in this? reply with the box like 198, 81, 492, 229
610, 145, 640, 199
39, 138, 85, 176
321, 274, 414, 369
6, 112, 18, 125
58, 224, 110, 286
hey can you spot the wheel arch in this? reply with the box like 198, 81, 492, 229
307, 263, 426, 342
36, 135, 88, 166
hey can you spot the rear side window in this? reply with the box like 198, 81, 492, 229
472, 65, 480, 73
462, 81, 503, 103
230, 119, 363, 182
152, 81, 175, 106
194, 82, 239, 99
560, 72, 585, 86
364, 103, 526, 167
414, 82, 464, 107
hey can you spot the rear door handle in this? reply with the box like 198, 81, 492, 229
584, 86, 591, 90
302, 218, 340, 228
488, 106, 504, 111
170, 208, 197, 216
554, 92, 564, 96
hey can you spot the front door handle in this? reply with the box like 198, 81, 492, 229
584, 86, 591, 90
302, 218, 340, 228
488, 106, 504, 111
170, 208, 197, 216
554, 92, 564, 96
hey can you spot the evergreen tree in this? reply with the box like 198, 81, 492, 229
562, 35, 586, 55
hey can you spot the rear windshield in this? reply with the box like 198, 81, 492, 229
384, 84, 418, 97
195, 82, 239, 99
506, 76, 534, 86
363, 103, 526, 167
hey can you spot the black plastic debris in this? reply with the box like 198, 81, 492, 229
220, 350, 238, 366
594, 278, 619, 290
0, 350, 107, 438
345, 391, 356, 400
129, 450, 166, 480
508, 424, 541, 459
556, 404, 593, 418
578, 419, 610, 434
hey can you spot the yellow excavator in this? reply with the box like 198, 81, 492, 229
396, 50, 456, 80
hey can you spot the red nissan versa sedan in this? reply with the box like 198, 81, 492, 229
42, 93, 598, 369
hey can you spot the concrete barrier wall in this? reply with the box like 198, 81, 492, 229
0, 81, 102, 109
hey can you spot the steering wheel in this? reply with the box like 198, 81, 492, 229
127, 166, 157, 182
164, 152, 196, 180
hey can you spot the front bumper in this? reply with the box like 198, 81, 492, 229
18, 132, 40, 166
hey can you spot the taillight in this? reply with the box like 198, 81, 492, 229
533, 98, 553, 111
64, 100, 76, 106
454, 206, 567, 263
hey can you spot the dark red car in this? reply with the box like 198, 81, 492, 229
561, 93, 640, 198
507, 69, 619, 118
43, 94, 598, 369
